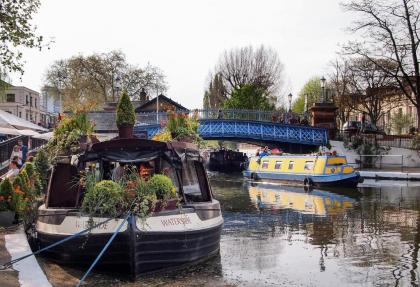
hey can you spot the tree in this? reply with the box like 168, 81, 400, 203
346, 57, 401, 126
329, 58, 354, 127
44, 51, 167, 110
342, 0, 420, 127
214, 45, 284, 101
0, 0, 48, 74
292, 77, 321, 112
203, 73, 227, 109
391, 108, 411, 134
223, 84, 275, 110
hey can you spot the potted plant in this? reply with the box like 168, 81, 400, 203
116, 90, 136, 138
0, 178, 19, 227
147, 174, 178, 211
82, 180, 126, 217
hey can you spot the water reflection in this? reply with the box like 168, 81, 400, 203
38, 174, 420, 286
213, 176, 420, 286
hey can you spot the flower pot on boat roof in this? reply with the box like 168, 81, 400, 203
116, 90, 136, 138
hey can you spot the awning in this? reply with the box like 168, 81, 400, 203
0, 109, 48, 131
32, 131, 53, 140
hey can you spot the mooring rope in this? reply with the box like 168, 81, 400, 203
0, 216, 120, 270
76, 212, 131, 287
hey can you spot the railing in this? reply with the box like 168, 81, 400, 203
0, 136, 47, 176
347, 154, 406, 171
335, 132, 416, 150
136, 109, 309, 125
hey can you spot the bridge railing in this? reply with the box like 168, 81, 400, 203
136, 109, 309, 125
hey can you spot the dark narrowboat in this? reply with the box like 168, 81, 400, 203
34, 138, 223, 280
208, 149, 248, 172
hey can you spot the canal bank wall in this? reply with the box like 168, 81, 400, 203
0, 226, 51, 287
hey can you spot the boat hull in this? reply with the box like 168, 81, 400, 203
34, 203, 223, 280
243, 170, 362, 188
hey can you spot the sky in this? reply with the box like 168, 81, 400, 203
11, 0, 355, 109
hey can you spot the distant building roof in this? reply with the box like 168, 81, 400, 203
135, 94, 188, 113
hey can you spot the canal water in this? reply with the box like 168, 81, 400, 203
39, 174, 420, 286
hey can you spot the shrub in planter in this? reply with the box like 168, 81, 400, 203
82, 180, 126, 217
0, 178, 13, 211
116, 90, 135, 138
147, 174, 177, 201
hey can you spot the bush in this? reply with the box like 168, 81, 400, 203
0, 178, 13, 211
116, 90, 135, 126
34, 148, 50, 190
82, 180, 126, 217
147, 174, 177, 201
47, 112, 95, 161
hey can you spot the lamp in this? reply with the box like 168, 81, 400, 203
115, 76, 121, 100
320, 76, 326, 103
288, 93, 293, 112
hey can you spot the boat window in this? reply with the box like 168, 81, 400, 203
304, 161, 314, 171
262, 161, 269, 169
274, 161, 282, 169
182, 160, 211, 202
288, 161, 294, 170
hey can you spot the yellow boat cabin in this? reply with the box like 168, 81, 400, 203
244, 154, 362, 188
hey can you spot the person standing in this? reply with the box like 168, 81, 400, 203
18, 139, 28, 163
10, 145, 22, 167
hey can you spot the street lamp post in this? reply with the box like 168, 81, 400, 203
114, 76, 121, 101
288, 93, 293, 112
320, 76, 326, 103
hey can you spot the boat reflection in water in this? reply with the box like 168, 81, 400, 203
248, 182, 357, 217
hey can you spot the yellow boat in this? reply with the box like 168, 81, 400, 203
244, 153, 363, 188
248, 183, 356, 216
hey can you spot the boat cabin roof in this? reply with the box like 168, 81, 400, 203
82, 138, 199, 163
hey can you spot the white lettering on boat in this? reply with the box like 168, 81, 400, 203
75, 220, 109, 230
161, 216, 192, 227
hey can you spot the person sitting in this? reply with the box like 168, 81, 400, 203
259, 146, 271, 157
112, 163, 126, 181
4, 160, 20, 179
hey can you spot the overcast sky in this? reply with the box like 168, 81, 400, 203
11, 0, 355, 109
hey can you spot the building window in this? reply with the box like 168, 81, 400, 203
6, 94, 15, 102
26, 95, 29, 105
274, 161, 282, 169
261, 161, 269, 169
35, 98, 37, 108
19, 112, 22, 118
26, 112, 28, 120
304, 161, 314, 171
288, 161, 294, 170
30, 96, 33, 107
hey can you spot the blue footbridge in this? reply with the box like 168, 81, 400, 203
133, 109, 328, 152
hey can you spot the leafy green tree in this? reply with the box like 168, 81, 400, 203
292, 77, 321, 112
0, 0, 48, 74
223, 84, 274, 110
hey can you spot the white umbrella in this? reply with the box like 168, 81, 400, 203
0, 109, 48, 131
32, 131, 53, 140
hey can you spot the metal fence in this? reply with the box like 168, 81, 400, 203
346, 154, 406, 171
0, 136, 47, 176
336, 132, 416, 150
136, 109, 309, 125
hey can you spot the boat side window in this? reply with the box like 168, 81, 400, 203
160, 160, 180, 193
182, 160, 211, 202
304, 161, 314, 171
274, 161, 282, 169
288, 161, 294, 170
262, 161, 269, 169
